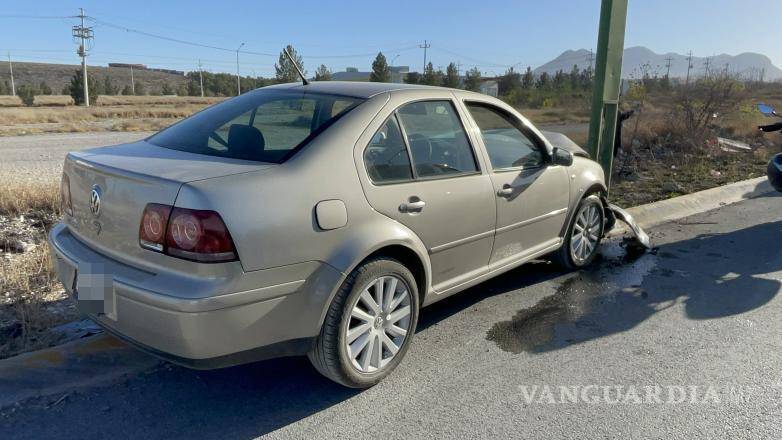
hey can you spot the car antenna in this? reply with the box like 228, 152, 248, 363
284, 47, 309, 86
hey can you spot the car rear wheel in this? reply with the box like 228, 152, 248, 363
553, 195, 604, 269
308, 257, 419, 388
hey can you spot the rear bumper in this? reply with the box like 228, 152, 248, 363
48, 223, 343, 366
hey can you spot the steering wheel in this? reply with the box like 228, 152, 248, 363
407, 133, 433, 161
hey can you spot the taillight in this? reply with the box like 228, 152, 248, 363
139, 204, 237, 263
139, 203, 171, 252
60, 173, 73, 216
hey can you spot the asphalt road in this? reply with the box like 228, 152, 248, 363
1, 192, 780, 439
0, 132, 152, 184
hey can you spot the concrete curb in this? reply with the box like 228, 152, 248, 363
0, 176, 775, 409
0, 334, 159, 409
610, 177, 775, 236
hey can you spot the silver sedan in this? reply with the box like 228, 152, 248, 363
50, 81, 610, 387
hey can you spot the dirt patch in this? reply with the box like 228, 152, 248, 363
0, 210, 77, 359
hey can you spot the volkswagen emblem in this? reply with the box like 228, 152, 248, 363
89, 185, 102, 217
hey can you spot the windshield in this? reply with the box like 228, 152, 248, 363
148, 89, 364, 163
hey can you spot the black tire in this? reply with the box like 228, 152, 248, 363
552, 194, 605, 270
307, 257, 420, 388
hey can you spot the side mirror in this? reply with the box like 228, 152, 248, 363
551, 147, 573, 167
758, 103, 777, 117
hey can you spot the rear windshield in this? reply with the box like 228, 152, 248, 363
148, 89, 364, 163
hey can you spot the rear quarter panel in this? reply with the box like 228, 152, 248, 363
175, 92, 432, 289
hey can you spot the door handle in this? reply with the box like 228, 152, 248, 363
399, 198, 426, 213
497, 184, 514, 197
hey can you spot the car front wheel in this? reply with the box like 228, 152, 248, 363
553, 194, 604, 269
308, 257, 419, 388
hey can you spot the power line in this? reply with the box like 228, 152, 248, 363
664, 56, 673, 78
685, 50, 694, 85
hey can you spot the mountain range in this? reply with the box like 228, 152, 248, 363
534, 46, 782, 80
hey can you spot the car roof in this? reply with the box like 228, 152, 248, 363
263, 81, 453, 99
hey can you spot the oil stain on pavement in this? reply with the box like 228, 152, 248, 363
486, 239, 657, 354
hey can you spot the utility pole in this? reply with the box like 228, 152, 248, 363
587, 49, 595, 71
685, 50, 694, 85
198, 59, 204, 97
586, 0, 628, 190
419, 40, 431, 72
72, 8, 93, 106
703, 57, 711, 77
130, 65, 135, 95
7, 52, 15, 96
236, 42, 245, 96
664, 56, 673, 78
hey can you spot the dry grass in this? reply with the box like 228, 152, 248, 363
0, 101, 213, 135
0, 181, 60, 217
33, 95, 75, 107
1, 240, 74, 359
0, 179, 71, 358
0, 96, 23, 107
95, 95, 226, 106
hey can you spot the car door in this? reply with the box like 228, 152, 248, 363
462, 101, 570, 266
359, 99, 496, 291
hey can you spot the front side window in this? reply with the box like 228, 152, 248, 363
148, 90, 363, 163
396, 101, 478, 178
466, 102, 545, 170
364, 116, 413, 184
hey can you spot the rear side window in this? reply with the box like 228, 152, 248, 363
148, 90, 363, 163
364, 116, 413, 184
466, 102, 544, 169
396, 101, 478, 178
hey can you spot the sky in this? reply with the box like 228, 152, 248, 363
0, 0, 780, 78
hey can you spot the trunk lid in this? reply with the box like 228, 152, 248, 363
64, 140, 273, 264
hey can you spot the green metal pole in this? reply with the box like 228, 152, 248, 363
587, 0, 628, 193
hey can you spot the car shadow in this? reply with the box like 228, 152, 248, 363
484, 216, 782, 354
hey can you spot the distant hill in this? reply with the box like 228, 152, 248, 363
0, 62, 189, 95
534, 46, 782, 81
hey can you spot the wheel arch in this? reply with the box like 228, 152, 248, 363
317, 220, 432, 331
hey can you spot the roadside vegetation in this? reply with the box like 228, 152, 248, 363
0, 180, 75, 359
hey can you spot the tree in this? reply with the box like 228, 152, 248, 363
38, 81, 52, 95
521, 67, 534, 89
404, 72, 421, 84
275, 45, 305, 83
17, 84, 38, 106
536, 72, 551, 90
102, 76, 118, 95
66, 69, 99, 105
421, 62, 443, 85
553, 69, 567, 90
315, 64, 332, 81
569, 65, 581, 90
134, 81, 146, 96
370, 52, 391, 82
121, 85, 133, 95
443, 62, 460, 88
464, 67, 481, 92
0, 80, 7, 95
498, 67, 522, 95
161, 82, 174, 95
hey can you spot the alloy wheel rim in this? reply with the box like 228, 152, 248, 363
570, 204, 602, 264
345, 275, 412, 373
